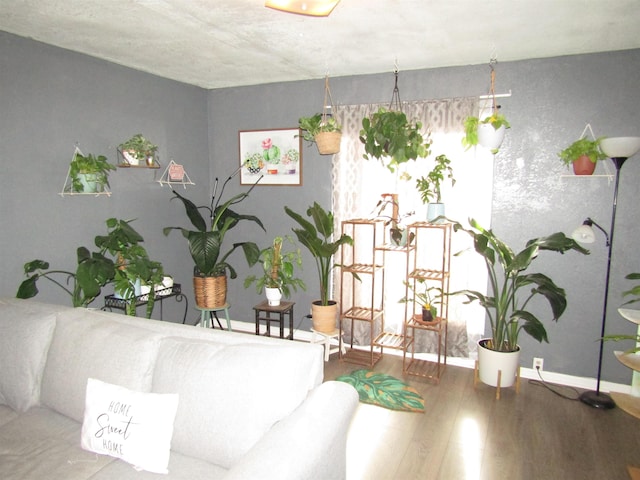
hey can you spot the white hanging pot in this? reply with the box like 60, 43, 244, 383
477, 123, 506, 152
477, 338, 520, 387
265, 287, 282, 306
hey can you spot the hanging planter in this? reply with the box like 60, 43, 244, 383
558, 125, 606, 176
462, 59, 510, 154
359, 69, 431, 173
298, 76, 342, 155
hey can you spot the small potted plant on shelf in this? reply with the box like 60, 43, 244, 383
359, 107, 431, 174
461, 112, 511, 154
68, 152, 116, 193
399, 278, 440, 324
298, 113, 342, 155
373, 193, 415, 247
118, 133, 159, 167
451, 218, 589, 388
415, 154, 455, 223
244, 235, 306, 306
558, 137, 606, 175
284, 202, 353, 333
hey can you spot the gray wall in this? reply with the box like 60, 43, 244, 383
0, 31, 210, 323
209, 50, 640, 384
3, 28, 640, 384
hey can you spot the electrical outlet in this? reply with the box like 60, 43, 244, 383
533, 357, 544, 371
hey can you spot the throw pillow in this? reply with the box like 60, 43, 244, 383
81, 378, 179, 474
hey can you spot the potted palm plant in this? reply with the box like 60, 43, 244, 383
298, 113, 342, 155
359, 107, 431, 174
284, 202, 353, 333
452, 218, 589, 388
558, 137, 606, 175
415, 154, 455, 223
163, 182, 264, 309
68, 152, 116, 193
244, 235, 306, 306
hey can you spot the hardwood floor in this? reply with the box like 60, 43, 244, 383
323, 353, 640, 480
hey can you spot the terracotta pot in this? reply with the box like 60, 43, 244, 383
572, 155, 596, 175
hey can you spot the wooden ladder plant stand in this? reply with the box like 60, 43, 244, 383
473, 360, 521, 400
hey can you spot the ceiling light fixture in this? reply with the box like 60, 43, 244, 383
265, 0, 340, 17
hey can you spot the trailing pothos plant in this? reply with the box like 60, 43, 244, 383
452, 218, 589, 352
359, 107, 431, 174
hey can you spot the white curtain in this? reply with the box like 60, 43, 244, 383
330, 97, 493, 359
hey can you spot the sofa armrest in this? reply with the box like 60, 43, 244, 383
222, 381, 358, 480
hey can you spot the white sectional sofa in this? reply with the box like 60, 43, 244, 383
0, 298, 358, 479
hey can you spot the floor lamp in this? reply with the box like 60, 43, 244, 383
572, 137, 640, 409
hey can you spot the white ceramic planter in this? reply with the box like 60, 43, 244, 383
477, 123, 506, 152
477, 339, 520, 387
427, 203, 445, 223
265, 287, 282, 306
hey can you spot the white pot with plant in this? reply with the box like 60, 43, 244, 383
415, 154, 455, 223
452, 219, 589, 388
244, 235, 306, 306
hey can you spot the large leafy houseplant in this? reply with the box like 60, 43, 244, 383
284, 202, 353, 307
244, 235, 306, 299
17, 251, 114, 308
452, 218, 589, 352
359, 108, 431, 174
163, 188, 264, 280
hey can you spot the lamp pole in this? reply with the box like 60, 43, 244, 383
579, 158, 627, 409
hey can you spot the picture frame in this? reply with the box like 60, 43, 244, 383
238, 128, 302, 186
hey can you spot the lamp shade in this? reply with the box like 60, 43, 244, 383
572, 224, 596, 244
600, 137, 640, 159
265, 0, 340, 16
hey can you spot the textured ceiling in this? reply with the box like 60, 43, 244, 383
1, 0, 639, 89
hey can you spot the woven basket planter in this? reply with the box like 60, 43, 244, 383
193, 274, 227, 309
315, 132, 341, 155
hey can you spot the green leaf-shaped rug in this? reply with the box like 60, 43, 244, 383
336, 369, 425, 413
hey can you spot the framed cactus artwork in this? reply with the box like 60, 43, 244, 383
238, 128, 302, 186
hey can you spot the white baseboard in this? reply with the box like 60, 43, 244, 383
226, 319, 632, 395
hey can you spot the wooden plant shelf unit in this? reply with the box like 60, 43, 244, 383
339, 219, 385, 367
402, 222, 452, 383
610, 308, 640, 419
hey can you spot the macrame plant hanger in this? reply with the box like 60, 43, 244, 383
315, 75, 342, 155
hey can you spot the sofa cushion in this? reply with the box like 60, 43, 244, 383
0, 299, 57, 412
152, 338, 323, 469
0, 406, 115, 480
41, 309, 163, 422
81, 378, 179, 474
